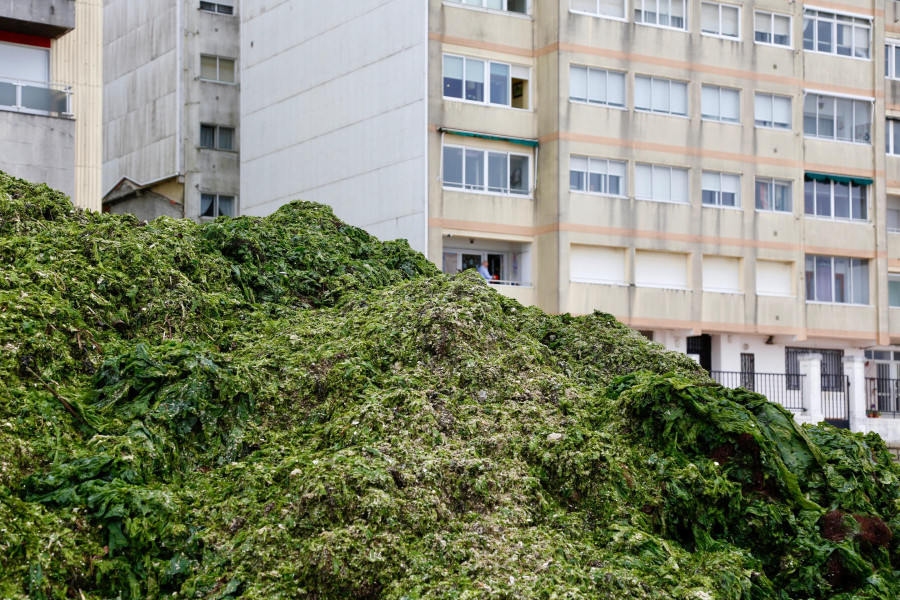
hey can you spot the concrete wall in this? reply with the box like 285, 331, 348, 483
103, 0, 179, 193
0, 0, 75, 37
0, 110, 75, 195
240, 0, 429, 252
54, 0, 103, 211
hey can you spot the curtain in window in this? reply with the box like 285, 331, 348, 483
774, 181, 791, 211
200, 126, 215, 148
218, 127, 234, 150
815, 256, 832, 302
218, 196, 235, 217
200, 194, 215, 217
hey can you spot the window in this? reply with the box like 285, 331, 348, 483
887, 119, 900, 155
570, 245, 627, 284
755, 178, 792, 212
635, 251, 689, 289
805, 255, 869, 304
890, 275, 900, 307
635, 76, 688, 116
635, 164, 689, 203
200, 194, 236, 218
571, 0, 626, 20
569, 156, 627, 196
701, 85, 740, 123
802, 10, 871, 59
702, 171, 741, 207
755, 11, 791, 46
200, 55, 235, 83
442, 145, 530, 195
803, 93, 871, 143
443, 55, 530, 109
703, 256, 741, 293
634, 0, 687, 30
445, 0, 529, 14
804, 178, 867, 221
569, 65, 625, 107
887, 41, 900, 79
754, 93, 791, 129
757, 261, 793, 297
199, 1, 234, 14
701, 2, 739, 38
199, 124, 235, 150
0, 41, 69, 116
888, 197, 900, 233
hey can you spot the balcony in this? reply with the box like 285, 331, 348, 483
0, 77, 72, 118
0, 1, 76, 38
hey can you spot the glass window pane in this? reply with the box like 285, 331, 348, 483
635, 164, 652, 198
509, 154, 529, 194
671, 81, 687, 115
817, 96, 834, 138
721, 88, 739, 122
815, 181, 831, 216
773, 96, 791, 128
218, 127, 234, 150
803, 94, 817, 135
598, 0, 625, 18
608, 161, 626, 195
653, 166, 671, 201
200, 193, 216, 217
671, 168, 688, 203
570, 155, 588, 191
755, 93, 772, 126
490, 62, 509, 105
570, 66, 587, 101
443, 147, 464, 187
854, 101, 870, 143
835, 99, 853, 141
755, 12, 770, 43
488, 152, 508, 192
852, 185, 867, 220
670, 0, 685, 28
217, 196, 235, 217
817, 19, 832, 53
804, 180, 815, 214
833, 257, 850, 302
701, 3, 718, 34
773, 15, 790, 45
218, 58, 235, 83
833, 182, 850, 218
836, 22, 852, 56
200, 56, 218, 80
722, 6, 739, 36
651, 78, 670, 112
588, 68, 606, 103
465, 58, 484, 102
465, 149, 485, 189
722, 173, 740, 206
756, 179, 771, 209
702, 85, 719, 119
805, 255, 816, 300
588, 159, 605, 193
775, 181, 791, 211
815, 256, 833, 302
608, 71, 625, 106
889, 279, 900, 307
852, 259, 869, 304
854, 24, 869, 58
200, 125, 215, 148
803, 17, 814, 50
635, 76, 651, 110
444, 55, 464, 98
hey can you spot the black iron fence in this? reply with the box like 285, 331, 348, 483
822, 374, 849, 429
710, 371, 805, 410
865, 378, 900, 417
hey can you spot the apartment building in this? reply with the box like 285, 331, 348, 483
0, 0, 102, 209
102, 0, 239, 221
239, 0, 900, 425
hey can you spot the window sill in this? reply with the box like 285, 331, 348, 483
755, 208, 793, 214
803, 135, 871, 146
702, 289, 744, 295
569, 9, 628, 22
570, 279, 629, 286
702, 203, 743, 210
804, 215, 869, 224
442, 1, 532, 19
757, 292, 796, 298
806, 300, 871, 307
443, 96, 532, 112
701, 32, 741, 42
754, 123, 792, 130
889, 229, 900, 234
569, 189, 628, 199
803, 48, 872, 62
635, 21, 689, 33
199, 78, 238, 86
634, 108, 690, 119
199, 147, 239, 154
569, 98, 627, 111
442, 185, 533, 200
635, 283, 691, 291
701, 117, 741, 125
754, 40, 792, 49
635, 197, 690, 206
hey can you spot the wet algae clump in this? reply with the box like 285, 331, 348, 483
1, 171, 899, 599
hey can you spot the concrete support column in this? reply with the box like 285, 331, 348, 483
799, 354, 823, 424
843, 355, 869, 433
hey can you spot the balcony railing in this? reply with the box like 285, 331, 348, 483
0, 78, 73, 118
487, 279, 531, 287
710, 371, 805, 410
865, 378, 900, 417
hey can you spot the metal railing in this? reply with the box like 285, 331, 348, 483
865, 377, 900, 417
0, 77, 73, 118
710, 371, 805, 410
487, 279, 532, 287
822, 374, 850, 428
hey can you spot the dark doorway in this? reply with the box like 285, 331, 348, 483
687, 334, 712, 373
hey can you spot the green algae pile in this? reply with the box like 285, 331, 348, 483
1, 171, 899, 600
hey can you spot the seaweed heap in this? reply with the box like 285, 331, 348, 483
1, 171, 899, 600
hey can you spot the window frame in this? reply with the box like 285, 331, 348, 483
569, 0, 628, 22
442, 53, 530, 110
889, 274, 900, 307
569, 64, 626, 108
569, 155, 628, 198
701, 84, 741, 124
441, 143, 533, 197
802, 91, 872, 144
803, 178, 868, 222
887, 40, 900, 79
199, 1, 234, 15
802, 8, 872, 60
754, 177, 793, 213
634, 0, 688, 31
199, 193, 237, 218
634, 75, 689, 117
701, 170, 742, 208
754, 10, 791, 47
804, 254, 870, 305
634, 163, 690, 204
754, 92, 792, 129
443, 0, 531, 16
199, 54, 236, 84
887, 118, 900, 155
700, 2, 741, 40
199, 124, 236, 151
